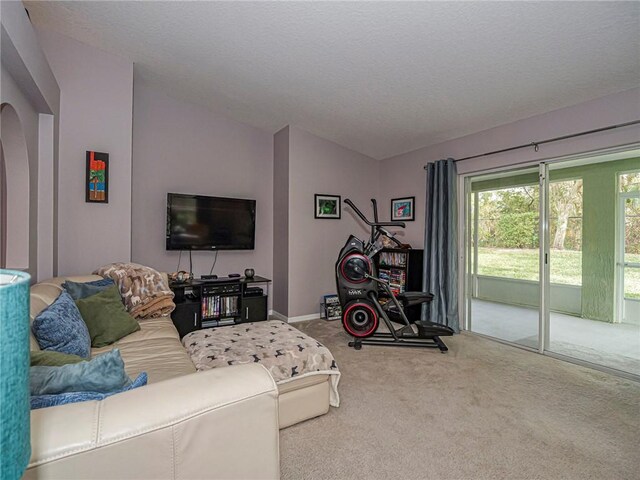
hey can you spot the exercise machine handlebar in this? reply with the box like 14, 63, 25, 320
370, 200, 404, 244
344, 198, 406, 229
371, 198, 379, 223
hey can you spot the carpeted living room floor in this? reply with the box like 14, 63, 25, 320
280, 319, 640, 480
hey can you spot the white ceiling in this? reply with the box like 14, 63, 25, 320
25, 1, 640, 160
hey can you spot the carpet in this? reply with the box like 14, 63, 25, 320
280, 319, 640, 480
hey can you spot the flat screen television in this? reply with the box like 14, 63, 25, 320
166, 193, 256, 250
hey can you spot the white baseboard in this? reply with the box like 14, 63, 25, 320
269, 310, 320, 323
269, 310, 287, 322
288, 313, 321, 323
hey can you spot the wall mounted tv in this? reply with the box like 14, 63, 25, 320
166, 193, 256, 250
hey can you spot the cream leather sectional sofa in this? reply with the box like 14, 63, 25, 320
25, 275, 331, 479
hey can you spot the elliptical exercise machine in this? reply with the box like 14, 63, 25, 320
336, 198, 454, 352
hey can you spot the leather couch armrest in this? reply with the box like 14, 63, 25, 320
26, 364, 280, 480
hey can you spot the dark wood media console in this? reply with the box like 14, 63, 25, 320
169, 276, 271, 338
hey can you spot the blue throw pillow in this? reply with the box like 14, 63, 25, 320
30, 349, 130, 395
30, 373, 147, 410
32, 291, 91, 358
63, 278, 115, 301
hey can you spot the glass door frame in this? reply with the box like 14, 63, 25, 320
460, 143, 640, 379
539, 163, 550, 354
463, 175, 472, 332
461, 163, 545, 351
617, 189, 640, 323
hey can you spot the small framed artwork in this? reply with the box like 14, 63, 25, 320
315, 194, 341, 219
391, 196, 415, 221
86, 151, 109, 203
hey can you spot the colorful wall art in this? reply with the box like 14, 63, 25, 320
86, 151, 109, 203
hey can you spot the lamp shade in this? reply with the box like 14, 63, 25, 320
0, 270, 31, 480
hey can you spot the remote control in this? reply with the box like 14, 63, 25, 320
228, 273, 241, 278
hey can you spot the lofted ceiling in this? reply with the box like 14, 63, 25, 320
24, 1, 640, 160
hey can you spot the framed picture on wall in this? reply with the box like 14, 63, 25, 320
391, 196, 415, 221
86, 151, 109, 203
315, 194, 341, 219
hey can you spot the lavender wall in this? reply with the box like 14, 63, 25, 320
1, 74, 36, 272
273, 126, 290, 315
379, 88, 640, 247
1, 2, 59, 281
286, 126, 380, 318
38, 29, 133, 275
37, 113, 55, 279
131, 79, 274, 283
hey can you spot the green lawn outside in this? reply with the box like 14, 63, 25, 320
477, 247, 640, 299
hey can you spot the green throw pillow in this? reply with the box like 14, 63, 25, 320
75, 286, 140, 348
31, 350, 85, 367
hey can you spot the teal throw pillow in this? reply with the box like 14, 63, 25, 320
32, 291, 91, 358
63, 278, 115, 301
75, 286, 140, 347
30, 372, 147, 410
30, 348, 131, 395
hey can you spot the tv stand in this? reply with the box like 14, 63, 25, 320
169, 276, 271, 338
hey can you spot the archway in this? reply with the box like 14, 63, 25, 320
0, 103, 30, 269
1, 142, 6, 268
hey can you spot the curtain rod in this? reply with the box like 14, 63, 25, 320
423, 119, 640, 168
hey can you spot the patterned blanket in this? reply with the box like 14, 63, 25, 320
183, 320, 340, 407
94, 263, 175, 319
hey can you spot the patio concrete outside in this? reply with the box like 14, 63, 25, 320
470, 299, 640, 376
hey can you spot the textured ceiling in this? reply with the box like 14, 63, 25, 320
25, 1, 640, 160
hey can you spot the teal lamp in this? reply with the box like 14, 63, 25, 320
1, 270, 31, 480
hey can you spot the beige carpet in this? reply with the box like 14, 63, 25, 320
280, 320, 640, 480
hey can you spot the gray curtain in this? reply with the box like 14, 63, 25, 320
422, 158, 459, 332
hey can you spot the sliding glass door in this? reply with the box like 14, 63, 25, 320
467, 167, 540, 349
618, 171, 640, 324
465, 151, 640, 377
545, 160, 640, 375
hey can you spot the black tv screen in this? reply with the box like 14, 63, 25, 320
166, 193, 256, 250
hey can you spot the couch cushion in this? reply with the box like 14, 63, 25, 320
75, 286, 140, 347
114, 316, 180, 344
92, 336, 195, 384
30, 276, 107, 322
90, 315, 193, 382
32, 291, 91, 359
29, 276, 104, 350
278, 373, 329, 395
30, 349, 131, 395
30, 351, 84, 367
30, 276, 193, 384
31, 373, 147, 410
63, 278, 115, 301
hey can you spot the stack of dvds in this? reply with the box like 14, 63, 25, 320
377, 267, 406, 295
202, 295, 239, 319
378, 251, 407, 267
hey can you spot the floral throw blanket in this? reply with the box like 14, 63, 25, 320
94, 263, 175, 319
183, 320, 340, 407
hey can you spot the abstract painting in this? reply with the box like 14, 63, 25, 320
391, 196, 415, 221
86, 151, 109, 203
315, 194, 341, 219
